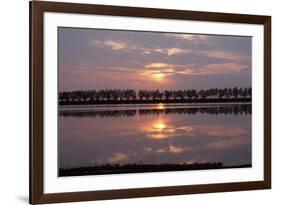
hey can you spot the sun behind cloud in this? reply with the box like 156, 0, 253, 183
142, 62, 175, 82
141, 70, 169, 83
152, 72, 166, 81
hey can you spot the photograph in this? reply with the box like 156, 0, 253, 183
58, 27, 252, 177
29, 2, 271, 203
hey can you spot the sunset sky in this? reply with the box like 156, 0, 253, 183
58, 27, 252, 91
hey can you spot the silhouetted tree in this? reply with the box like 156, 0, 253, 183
59, 87, 252, 104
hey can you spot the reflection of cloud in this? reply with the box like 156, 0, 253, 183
169, 145, 191, 154
196, 125, 248, 137
206, 139, 245, 149
177, 125, 248, 137
157, 145, 190, 154
107, 153, 128, 163
144, 147, 153, 152
60, 109, 251, 167
142, 119, 248, 140
156, 148, 165, 153
169, 145, 186, 153
142, 119, 194, 140
183, 156, 208, 164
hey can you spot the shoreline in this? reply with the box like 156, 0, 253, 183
59, 163, 252, 177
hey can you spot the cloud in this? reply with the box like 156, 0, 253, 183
107, 153, 128, 163
142, 63, 177, 80
93, 38, 249, 63
92, 39, 189, 56
194, 63, 249, 75
167, 47, 188, 56
166, 33, 209, 43
69, 61, 248, 89
145, 63, 173, 69
94, 40, 128, 50
94, 66, 137, 73
205, 49, 250, 62
143, 62, 248, 77
152, 47, 189, 56
166, 35, 250, 62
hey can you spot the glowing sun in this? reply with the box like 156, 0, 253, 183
152, 72, 165, 81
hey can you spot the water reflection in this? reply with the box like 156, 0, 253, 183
142, 121, 248, 140
142, 118, 176, 139
157, 103, 165, 110
59, 104, 251, 118
59, 104, 251, 175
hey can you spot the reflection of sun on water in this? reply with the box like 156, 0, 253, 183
142, 121, 246, 140
142, 118, 175, 139
157, 103, 165, 110
154, 121, 166, 130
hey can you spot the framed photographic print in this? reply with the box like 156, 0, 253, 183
30, 0, 271, 204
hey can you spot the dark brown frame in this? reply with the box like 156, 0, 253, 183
30, 0, 271, 204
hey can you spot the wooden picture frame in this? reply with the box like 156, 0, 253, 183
30, 0, 271, 204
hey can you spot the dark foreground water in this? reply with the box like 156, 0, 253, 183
58, 103, 251, 176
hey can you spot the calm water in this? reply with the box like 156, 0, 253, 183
58, 104, 251, 169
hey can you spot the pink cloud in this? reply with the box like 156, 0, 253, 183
144, 62, 248, 77
92, 39, 189, 56
205, 49, 250, 62
200, 62, 249, 74
165, 33, 209, 43
94, 40, 128, 50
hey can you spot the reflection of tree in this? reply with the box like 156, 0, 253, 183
60, 109, 137, 118
60, 104, 252, 118
59, 87, 252, 105
59, 162, 251, 176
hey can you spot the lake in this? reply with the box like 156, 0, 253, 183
58, 103, 251, 176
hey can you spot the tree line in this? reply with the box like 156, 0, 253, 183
59, 87, 251, 103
